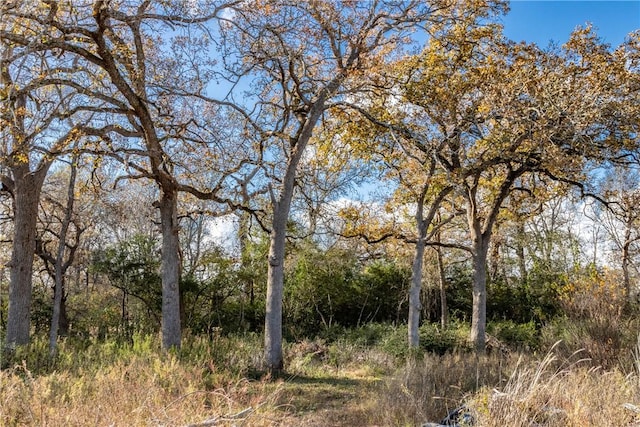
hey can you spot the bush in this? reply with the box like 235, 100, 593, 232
488, 320, 539, 351
420, 322, 470, 355
283, 244, 409, 339
542, 266, 637, 369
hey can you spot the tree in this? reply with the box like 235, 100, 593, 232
1, 0, 243, 350
217, 0, 448, 370
339, 3, 506, 348
1, 12, 88, 348
35, 154, 84, 355
596, 168, 640, 300
372, 24, 633, 350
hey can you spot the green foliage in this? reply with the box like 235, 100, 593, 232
88, 234, 267, 339
442, 264, 474, 321
419, 321, 471, 355
359, 260, 410, 324
283, 242, 410, 339
487, 320, 539, 350
183, 240, 267, 336
436, 257, 564, 328
64, 286, 122, 341
30, 286, 53, 336
283, 243, 357, 338
91, 234, 162, 336
487, 276, 562, 325
332, 323, 399, 346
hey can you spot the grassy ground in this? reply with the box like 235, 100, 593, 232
2, 327, 640, 426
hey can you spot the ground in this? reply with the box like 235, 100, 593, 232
277, 370, 383, 426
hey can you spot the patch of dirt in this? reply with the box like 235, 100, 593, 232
275, 372, 383, 426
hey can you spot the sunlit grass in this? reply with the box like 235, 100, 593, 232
3, 324, 640, 426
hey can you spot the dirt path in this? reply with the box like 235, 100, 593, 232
275, 371, 384, 426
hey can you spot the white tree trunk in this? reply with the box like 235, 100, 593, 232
264, 202, 289, 371
264, 155, 299, 371
262, 91, 330, 372
408, 215, 426, 348
159, 190, 182, 350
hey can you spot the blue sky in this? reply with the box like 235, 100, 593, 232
501, 1, 640, 47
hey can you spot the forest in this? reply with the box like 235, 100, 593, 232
1, 0, 640, 425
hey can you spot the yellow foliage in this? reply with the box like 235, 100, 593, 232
558, 267, 626, 320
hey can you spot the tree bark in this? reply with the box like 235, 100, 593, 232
59, 293, 69, 336
264, 202, 288, 371
263, 77, 337, 371
436, 237, 448, 328
466, 187, 490, 353
622, 222, 632, 301
515, 221, 528, 282
6, 165, 49, 348
408, 210, 426, 348
49, 159, 77, 356
465, 167, 524, 352
470, 235, 489, 352
159, 190, 182, 350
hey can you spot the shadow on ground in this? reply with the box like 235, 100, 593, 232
275, 373, 383, 426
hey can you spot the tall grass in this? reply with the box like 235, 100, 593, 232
4, 319, 640, 426
468, 341, 640, 426
0, 333, 291, 426
372, 339, 640, 426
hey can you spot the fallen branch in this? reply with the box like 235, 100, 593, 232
184, 407, 254, 427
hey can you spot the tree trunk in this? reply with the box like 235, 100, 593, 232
436, 241, 448, 328
515, 221, 527, 282
59, 292, 69, 336
468, 213, 490, 352
49, 276, 65, 356
6, 166, 49, 348
159, 190, 182, 350
49, 160, 77, 356
408, 214, 426, 348
470, 242, 489, 352
489, 232, 501, 282
262, 90, 331, 372
622, 223, 632, 301
264, 199, 290, 372
466, 191, 490, 353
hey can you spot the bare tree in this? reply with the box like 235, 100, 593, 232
35, 154, 83, 356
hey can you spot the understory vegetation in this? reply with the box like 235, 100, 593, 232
3, 303, 640, 426
3, 230, 640, 425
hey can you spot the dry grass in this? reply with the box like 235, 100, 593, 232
0, 335, 394, 427
4, 330, 640, 426
370, 350, 512, 425
0, 355, 291, 426
468, 342, 640, 426
372, 340, 640, 426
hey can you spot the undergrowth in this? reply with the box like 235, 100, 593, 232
2, 319, 640, 426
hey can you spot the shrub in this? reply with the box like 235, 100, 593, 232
488, 320, 539, 351
547, 266, 636, 369
420, 322, 471, 355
